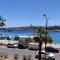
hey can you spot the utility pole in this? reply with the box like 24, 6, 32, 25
43, 14, 48, 60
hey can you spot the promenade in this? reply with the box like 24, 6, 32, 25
0, 40, 60, 51
0, 40, 18, 45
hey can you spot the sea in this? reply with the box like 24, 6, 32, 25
0, 29, 60, 43
48, 31, 60, 43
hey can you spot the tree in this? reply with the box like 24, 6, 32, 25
0, 16, 6, 27
36, 28, 46, 35
7, 36, 11, 40
34, 28, 53, 43
14, 35, 20, 41
42, 35, 53, 43
0, 15, 6, 45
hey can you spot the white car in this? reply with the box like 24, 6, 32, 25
7, 43, 18, 48
13, 43, 18, 48
35, 50, 55, 60
28, 43, 39, 50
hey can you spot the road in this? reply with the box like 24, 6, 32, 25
0, 46, 60, 60
0, 46, 36, 60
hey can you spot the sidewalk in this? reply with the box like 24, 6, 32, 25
0, 40, 18, 45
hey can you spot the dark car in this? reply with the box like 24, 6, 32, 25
45, 46, 59, 53
7, 43, 18, 48
17, 42, 28, 49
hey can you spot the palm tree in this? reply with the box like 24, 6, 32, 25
0, 15, 6, 45
0, 16, 6, 27
35, 28, 53, 43
34, 28, 53, 60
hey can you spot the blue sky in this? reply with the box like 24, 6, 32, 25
0, 0, 60, 27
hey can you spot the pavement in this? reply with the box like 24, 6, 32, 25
0, 46, 60, 60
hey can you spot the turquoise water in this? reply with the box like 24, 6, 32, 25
48, 31, 60, 43
0, 29, 33, 36
0, 29, 60, 43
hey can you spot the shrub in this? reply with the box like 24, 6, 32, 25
23, 55, 27, 60
7, 36, 11, 40
28, 55, 31, 60
13, 54, 19, 60
14, 35, 20, 41
42, 35, 53, 43
25, 37, 35, 43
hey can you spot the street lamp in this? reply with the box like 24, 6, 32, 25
43, 14, 48, 59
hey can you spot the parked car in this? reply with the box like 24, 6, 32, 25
35, 50, 55, 60
7, 43, 18, 48
45, 46, 59, 53
28, 43, 39, 51
17, 42, 28, 49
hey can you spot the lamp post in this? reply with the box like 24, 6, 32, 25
43, 14, 48, 59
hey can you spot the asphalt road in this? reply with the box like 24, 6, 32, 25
0, 46, 60, 60
0, 46, 36, 60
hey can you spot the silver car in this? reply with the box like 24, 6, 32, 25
7, 43, 18, 48
35, 50, 55, 60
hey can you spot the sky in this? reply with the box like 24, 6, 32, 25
0, 0, 60, 27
